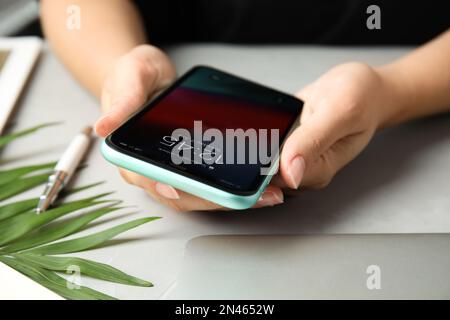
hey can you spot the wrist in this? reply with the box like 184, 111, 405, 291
374, 64, 414, 129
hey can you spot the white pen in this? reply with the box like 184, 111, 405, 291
36, 126, 93, 214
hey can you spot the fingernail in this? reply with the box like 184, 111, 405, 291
257, 190, 284, 207
287, 155, 305, 189
155, 182, 180, 200
94, 114, 111, 136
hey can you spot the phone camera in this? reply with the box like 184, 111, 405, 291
210, 74, 221, 81
276, 97, 284, 104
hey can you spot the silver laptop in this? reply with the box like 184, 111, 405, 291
165, 234, 450, 299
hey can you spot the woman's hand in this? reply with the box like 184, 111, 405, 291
95, 45, 176, 134
279, 62, 395, 190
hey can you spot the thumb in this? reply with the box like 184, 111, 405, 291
95, 64, 157, 137
95, 90, 147, 137
95, 47, 175, 137
280, 110, 346, 189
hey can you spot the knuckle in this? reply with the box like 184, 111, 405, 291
124, 91, 147, 107
337, 100, 366, 129
309, 137, 323, 157
118, 53, 153, 79
341, 99, 363, 119
129, 50, 160, 78
134, 58, 156, 81
143, 62, 159, 80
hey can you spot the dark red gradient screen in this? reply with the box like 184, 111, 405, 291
108, 66, 303, 194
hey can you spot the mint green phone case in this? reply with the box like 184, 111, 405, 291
101, 141, 278, 210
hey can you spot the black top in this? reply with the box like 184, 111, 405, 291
134, 0, 449, 45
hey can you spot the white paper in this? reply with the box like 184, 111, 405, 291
0, 261, 63, 300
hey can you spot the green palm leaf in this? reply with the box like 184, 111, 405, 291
13, 253, 152, 287
0, 123, 60, 149
0, 256, 115, 300
0, 162, 56, 185
0, 182, 106, 222
0, 198, 38, 221
60, 181, 105, 197
0, 206, 122, 254
0, 196, 114, 246
0, 173, 52, 201
27, 217, 161, 255
0, 123, 160, 299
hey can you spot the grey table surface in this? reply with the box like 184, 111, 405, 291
3, 44, 450, 299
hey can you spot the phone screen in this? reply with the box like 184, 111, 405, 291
107, 66, 303, 195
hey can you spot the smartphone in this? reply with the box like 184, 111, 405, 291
101, 66, 303, 209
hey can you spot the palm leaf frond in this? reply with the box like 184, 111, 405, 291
0, 206, 122, 254
0, 181, 107, 222
0, 173, 52, 201
27, 217, 161, 255
0, 124, 161, 299
0, 123, 60, 149
0, 198, 38, 222
0, 256, 116, 300
0, 196, 114, 246
0, 162, 56, 185
13, 253, 152, 287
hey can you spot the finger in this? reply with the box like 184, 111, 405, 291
96, 58, 156, 137
147, 188, 226, 212
148, 180, 229, 212
95, 95, 147, 137
252, 184, 284, 208
95, 67, 149, 137
280, 107, 350, 189
119, 169, 226, 211
150, 183, 284, 211
120, 169, 283, 211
